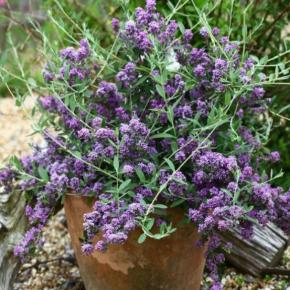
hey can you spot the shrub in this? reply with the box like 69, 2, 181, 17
0, 1, 289, 289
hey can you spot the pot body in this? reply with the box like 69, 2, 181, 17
64, 195, 206, 290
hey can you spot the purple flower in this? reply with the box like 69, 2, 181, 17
269, 151, 280, 163
199, 27, 208, 38
91, 117, 103, 127
77, 128, 90, 140
215, 58, 227, 70
236, 108, 244, 118
112, 18, 120, 33
212, 27, 220, 37
39, 96, 57, 112
194, 64, 206, 77
60, 39, 90, 63
106, 232, 128, 244
81, 243, 94, 255
95, 240, 107, 252
70, 177, 80, 190
43, 69, 54, 82
96, 128, 116, 140
115, 107, 130, 122
123, 164, 135, 176
146, 0, 156, 12
96, 81, 124, 110
92, 182, 103, 194
125, 20, 136, 34
149, 21, 161, 34
128, 118, 149, 136
116, 62, 137, 88
252, 87, 265, 99
183, 29, 193, 43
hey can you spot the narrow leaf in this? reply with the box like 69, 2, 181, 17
165, 158, 175, 172
156, 84, 166, 99
113, 156, 119, 173
135, 167, 146, 183
119, 179, 131, 192
38, 166, 49, 181
138, 233, 147, 244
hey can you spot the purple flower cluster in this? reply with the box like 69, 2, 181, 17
160, 170, 188, 198
83, 194, 146, 252
119, 118, 155, 159
115, 0, 179, 52
14, 226, 43, 260
116, 62, 137, 88
192, 151, 237, 186
274, 190, 290, 234
13, 200, 52, 259
60, 39, 90, 62
165, 74, 185, 98
43, 39, 91, 85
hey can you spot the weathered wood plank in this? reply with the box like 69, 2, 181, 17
0, 190, 27, 290
220, 222, 289, 276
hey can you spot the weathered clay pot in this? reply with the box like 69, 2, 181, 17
64, 195, 206, 290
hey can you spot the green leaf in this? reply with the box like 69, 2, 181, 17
69, 97, 77, 112
222, 188, 233, 197
38, 166, 49, 181
156, 84, 166, 99
133, 75, 147, 87
145, 218, 155, 231
165, 158, 175, 172
71, 150, 81, 158
167, 106, 174, 125
27, 78, 37, 88
178, 22, 185, 33
154, 204, 168, 209
233, 190, 241, 204
170, 199, 185, 208
64, 95, 70, 106
167, 1, 175, 11
278, 62, 285, 71
242, 23, 247, 43
119, 179, 131, 192
138, 233, 147, 244
160, 222, 167, 234
152, 74, 162, 84
224, 91, 231, 106
170, 141, 178, 152
151, 132, 175, 139
126, 191, 135, 197
135, 167, 146, 183
244, 205, 254, 212
113, 156, 119, 173
9, 155, 22, 170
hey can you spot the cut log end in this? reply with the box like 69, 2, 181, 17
220, 222, 289, 277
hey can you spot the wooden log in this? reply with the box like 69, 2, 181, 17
0, 190, 27, 290
220, 222, 289, 276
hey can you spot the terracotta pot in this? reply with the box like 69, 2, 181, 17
64, 195, 206, 290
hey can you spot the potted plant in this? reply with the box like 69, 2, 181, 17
1, 1, 289, 289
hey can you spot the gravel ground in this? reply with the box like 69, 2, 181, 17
0, 96, 289, 290
0, 96, 40, 164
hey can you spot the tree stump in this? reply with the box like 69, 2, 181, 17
0, 190, 27, 290
220, 222, 289, 276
